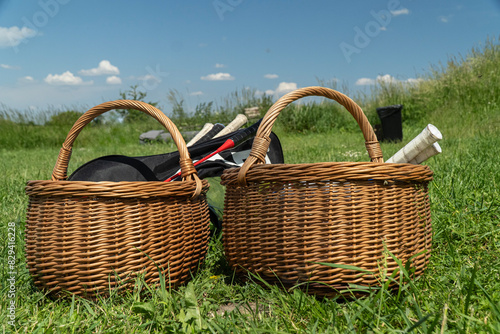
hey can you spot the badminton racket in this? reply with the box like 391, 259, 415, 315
213, 114, 248, 138
186, 123, 214, 147
386, 124, 442, 163
409, 142, 442, 164
164, 119, 262, 182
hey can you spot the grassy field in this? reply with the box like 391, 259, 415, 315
1, 39, 499, 333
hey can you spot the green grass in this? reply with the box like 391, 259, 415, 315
1, 38, 499, 333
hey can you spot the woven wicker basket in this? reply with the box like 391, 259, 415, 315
25, 100, 210, 298
221, 87, 433, 297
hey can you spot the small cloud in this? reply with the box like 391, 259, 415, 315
264, 74, 279, 79
0, 26, 37, 48
79, 60, 120, 76
44, 71, 92, 85
1, 63, 20, 70
199, 43, 208, 48
190, 91, 203, 96
265, 89, 275, 95
356, 74, 421, 86
390, 8, 410, 16
215, 63, 225, 68
275, 82, 298, 95
355, 78, 375, 86
200, 72, 235, 81
380, 26, 387, 31
18, 76, 35, 83
106, 75, 122, 85
376, 74, 397, 84
439, 15, 452, 23
406, 78, 424, 84
138, 74, 161, 82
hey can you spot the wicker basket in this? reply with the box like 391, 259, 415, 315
25, 100, 210, 298
221, 87, 433, 297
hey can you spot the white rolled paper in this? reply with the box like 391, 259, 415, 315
213, 114, 248, 138
386, 124, 442, 163
408, 142, 442, 164
186, 123, 214, 147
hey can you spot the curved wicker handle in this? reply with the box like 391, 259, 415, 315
237, 86, 384, 185
52, 100, 202, 195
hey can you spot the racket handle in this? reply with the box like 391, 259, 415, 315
386, 124, 442, 163
409, 142, 442, 164
195, 123, 225, 145
213, 114, 248, 138
187, 123, 213, 147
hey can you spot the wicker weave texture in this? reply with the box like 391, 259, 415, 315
221, 87, 433, 297
25, 100, 210, 298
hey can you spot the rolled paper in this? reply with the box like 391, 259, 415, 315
213, 114, 248, 138
386, 124, 442, 163
186, 123, 214, 147
409, 142, 442, 164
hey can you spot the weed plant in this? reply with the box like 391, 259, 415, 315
0, 37, 499, 332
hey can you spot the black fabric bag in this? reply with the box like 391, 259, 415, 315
68, 119, 284, 182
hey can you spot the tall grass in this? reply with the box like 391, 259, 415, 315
1, 37, 499, 332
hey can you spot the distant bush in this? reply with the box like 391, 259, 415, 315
45, 110, 83, 127
274, 102, 358, 133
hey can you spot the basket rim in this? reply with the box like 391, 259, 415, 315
221, 161, 433, 185
26, 179, 209, 198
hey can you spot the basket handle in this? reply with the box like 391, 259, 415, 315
237, 86, 384, 185
51, 100, 203, 196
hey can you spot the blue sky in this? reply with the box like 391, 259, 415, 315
0, 0, 499, 114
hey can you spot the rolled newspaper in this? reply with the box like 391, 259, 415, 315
408, 142, 442, 164
186, 123, 214, 147
386, 124, 442, 163
213, 114, 248, 138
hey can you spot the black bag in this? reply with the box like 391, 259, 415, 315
68, 119, 284, 182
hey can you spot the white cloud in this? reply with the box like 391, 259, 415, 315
439, 15, 452, 23
263, 82, 298, 96
79, 60, 120, 76
377, 74, 397, 84
137, 74, 161, 82
44, 71, 92, 85
18, 76, 35, 83
106, 76, 122, 85
256, 89, 275, 96
356, 74, 422, 86
200, 72, 235, 81
390, 8, 410, 16
275, 82, 298, 95
190, 91, 203, 96
215, 63, 225, 68
264, 74, 279, 79
1, 63, 20, 70
0, 26, 37, 48
355, 78, 376, 86
406, 78, 424, 84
